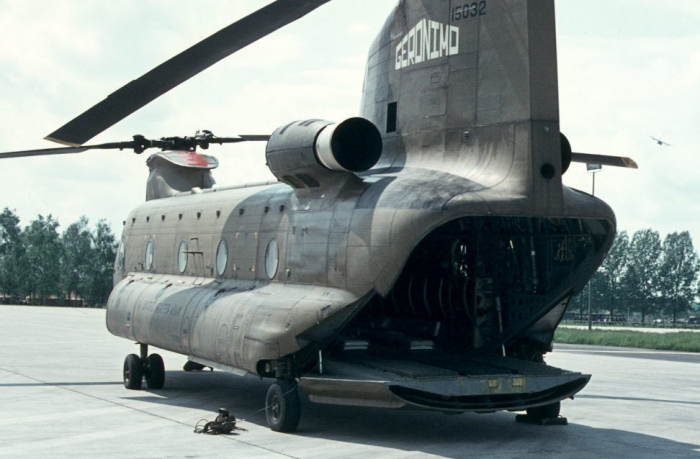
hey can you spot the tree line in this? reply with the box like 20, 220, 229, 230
569, 229, 700, 325
0, 208, 117, 307
2, 205, 698, 318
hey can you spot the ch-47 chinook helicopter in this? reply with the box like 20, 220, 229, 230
2, 0, 637, 432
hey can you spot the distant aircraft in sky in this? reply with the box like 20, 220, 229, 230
649, 135, 672, 147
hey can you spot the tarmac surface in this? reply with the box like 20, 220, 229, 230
1, 305, 699, 458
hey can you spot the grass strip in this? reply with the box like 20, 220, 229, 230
554, 328, 700, 353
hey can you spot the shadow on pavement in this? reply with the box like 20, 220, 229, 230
123, 369, 700, 459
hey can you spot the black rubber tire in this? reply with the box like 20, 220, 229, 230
123, 354, 143, 390
527, 401, 561, 421
265, 380, 301, 432
145, 353, 165, 389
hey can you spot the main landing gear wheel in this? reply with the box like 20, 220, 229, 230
123, 345, 166, 391
527, 401, 561, 421
516, 401, 566, 425
145, 353, 165, 389
123, 353, 143, 390
265, 380, 301, 432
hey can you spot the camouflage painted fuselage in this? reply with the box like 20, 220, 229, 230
107, 0, 610, 412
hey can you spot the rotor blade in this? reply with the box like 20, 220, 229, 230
237, 135, 272, 142
207, 135, 271, 145
571, 153, 638, 169
0, 142, 136, 159
0, 135, 270, 159
45, 0, 331, 147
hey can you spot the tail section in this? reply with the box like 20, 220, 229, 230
362, 0, 564, 215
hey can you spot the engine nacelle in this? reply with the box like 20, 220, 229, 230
266, 117, 382, 189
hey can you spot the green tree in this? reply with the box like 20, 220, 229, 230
597, 231, 630, 321
567, 232, 629, 323
587, 270, 607, 319
622, 229, 662, 324
61, 216, 93, 304
23, 215, 64, 305
86, 219, 117, 307
0, 208, 27, 301
2, 212, 117, 307
659, 232, 699, 326
569, 289, 586, 319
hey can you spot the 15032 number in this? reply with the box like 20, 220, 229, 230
453, 1, 486, 21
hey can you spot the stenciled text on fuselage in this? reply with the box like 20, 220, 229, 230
395, 18, 459, 70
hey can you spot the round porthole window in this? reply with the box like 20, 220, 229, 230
264, 239, 279, 279
117, 240, 125, 269
216, 240, 228, 276
145, 240, 154, 271
178, 240, 188, 273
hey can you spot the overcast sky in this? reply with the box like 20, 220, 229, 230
1, 0, 699, 247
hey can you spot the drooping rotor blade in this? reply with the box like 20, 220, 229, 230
206, 135, 271, 145
0, 134, 270, 159
235, 135, 272, 142
45, 0, 331, 147
571, 153, 638, 169
0, 142, 136, 159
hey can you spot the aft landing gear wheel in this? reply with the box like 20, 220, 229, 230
123, 353, 143, 390
524, 402, 567, 425
527, 401, 561, 421
516, 401, 566, 425
145, 353, 165, 389
265, 380, 301, 432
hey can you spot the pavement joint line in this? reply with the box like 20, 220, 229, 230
575, 394, 700, 407
0, 366, 300, 459
558, 349, 700, 356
